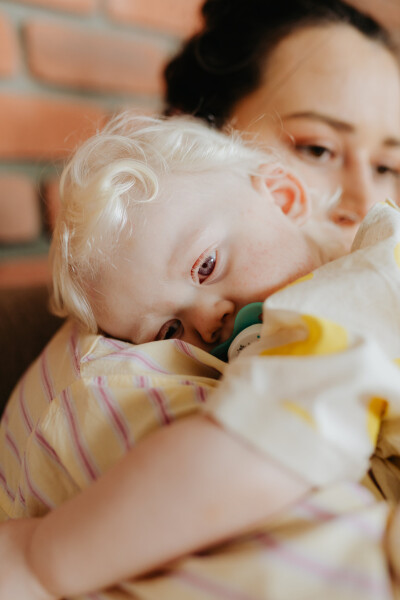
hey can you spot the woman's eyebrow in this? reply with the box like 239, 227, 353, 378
384, 137, 400, 149
282, 111, 354, 132
283, 111, 400, 147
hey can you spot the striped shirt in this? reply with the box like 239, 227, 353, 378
0, 325, 222, 519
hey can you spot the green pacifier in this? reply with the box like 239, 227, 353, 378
211, 302, 263, 362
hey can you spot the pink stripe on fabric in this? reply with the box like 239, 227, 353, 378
299, 497, 383, 540
61, 389, 99, 482
113, 350, 170, 373
174, 339, 197, 359
100, 338, 171, 374
18, 486, 26, 506
34, 430, 78, 488
257, 532, 389, 596
297, 498, 336, 522
0, 467, 15, 502
177, 380, 208, 404
5, 431, 21, 465
102, 337, 128, 351
174, 339, 223, 375
95, 376, 132, 452
69, 325, 81, 376
23, 458, 53, 509
133, 375, 150, 388
81, 334, 127, 364
174, 570, 258, 600
133, 375, 207, 406
18, 375, 33, 433
34, 430, 63, 465
195, 384, 207, 404
40, 349, 55, 403
148, 388, 171, 425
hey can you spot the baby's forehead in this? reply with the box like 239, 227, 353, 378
132, 168, 232, 215
124, 167, 254, 256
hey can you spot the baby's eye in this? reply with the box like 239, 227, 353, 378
156, 319, 183, 341
191, 249, 217, 284
295, 144, 334, 163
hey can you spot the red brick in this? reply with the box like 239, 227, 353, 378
0, 93, 107, 160
0, 257, 50, 288
0, 176, 41, 243
43, 177, 61, 231
14, 0, 97, 15
0, 12, 19, 77
107, 0, 203, 36
25, 20, 167, 94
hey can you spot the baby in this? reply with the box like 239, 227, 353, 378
50, 112, 342, 349
2, 113, 400, 600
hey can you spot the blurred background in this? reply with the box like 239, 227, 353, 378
0, 0, 202, 287
0, 0, 398, 289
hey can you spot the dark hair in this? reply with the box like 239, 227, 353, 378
164, 0, 395, 127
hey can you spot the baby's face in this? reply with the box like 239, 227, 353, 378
92, 170, 320, 351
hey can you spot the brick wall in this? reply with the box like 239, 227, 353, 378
0, 0, 202, 287
0, 0, 398, 288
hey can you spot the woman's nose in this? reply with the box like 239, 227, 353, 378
189, 298, 235, 345
329, 158, 375, 227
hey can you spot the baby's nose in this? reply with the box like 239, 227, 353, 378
192, 298, 235, 345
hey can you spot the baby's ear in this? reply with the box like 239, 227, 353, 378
251, 164, 310, 224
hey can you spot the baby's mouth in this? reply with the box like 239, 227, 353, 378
213, 318, 237, 347
211, 303, 264, 361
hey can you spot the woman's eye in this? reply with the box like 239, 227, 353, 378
375, 164, 400, 179
156, 319, 183, 341
295, 144, 334, 163
191, 249, 217, 284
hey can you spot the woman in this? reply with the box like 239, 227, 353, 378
165, 0, 400, 248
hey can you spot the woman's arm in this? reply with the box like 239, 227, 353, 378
0, 414, 309, 599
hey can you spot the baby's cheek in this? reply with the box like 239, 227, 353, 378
236, 244, 273, 295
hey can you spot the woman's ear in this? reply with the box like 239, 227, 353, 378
251, 164, 311, 224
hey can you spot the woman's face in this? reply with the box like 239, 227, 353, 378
232, 24, 400, 248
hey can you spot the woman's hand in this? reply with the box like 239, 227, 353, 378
0, 518, 57, 600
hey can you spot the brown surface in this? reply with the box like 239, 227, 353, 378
0, 257, 51, 288
0, 285, 63, 413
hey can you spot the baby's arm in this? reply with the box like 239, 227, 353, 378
0, 414, 309, 599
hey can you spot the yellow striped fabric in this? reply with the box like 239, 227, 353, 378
0, 320, 223, 519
